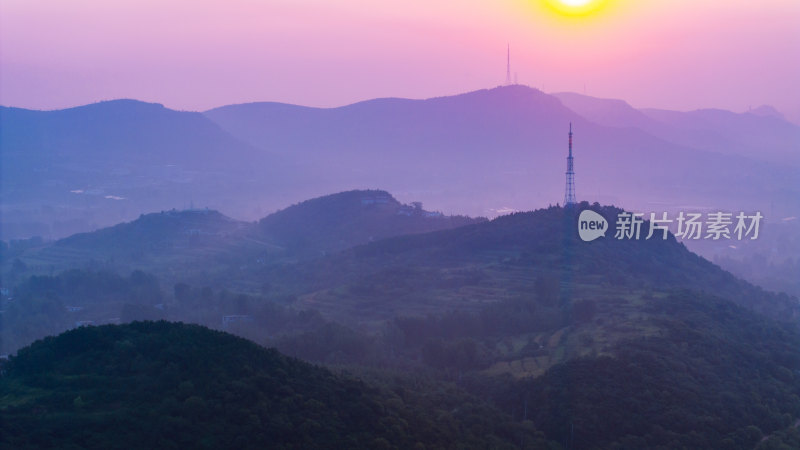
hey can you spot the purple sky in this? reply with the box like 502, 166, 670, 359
1, 0, 798, 118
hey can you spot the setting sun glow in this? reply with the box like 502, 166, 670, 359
546, 0, 607, 16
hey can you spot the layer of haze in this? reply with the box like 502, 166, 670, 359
1, 0, 798, 116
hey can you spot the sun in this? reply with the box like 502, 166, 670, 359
545, 0, 607, 16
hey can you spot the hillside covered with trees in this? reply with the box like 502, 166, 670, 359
0, 321, 553, 449
2, 197, 799, 449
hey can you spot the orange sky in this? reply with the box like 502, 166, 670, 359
1, 0, 798, 116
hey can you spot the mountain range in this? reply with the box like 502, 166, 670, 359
3, 85, 798, 243
554, 92, 800, 165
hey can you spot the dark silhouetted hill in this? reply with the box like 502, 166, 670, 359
15, 209, 257, 276
257, 189, 483, 257
13, 190, 482, 281
269, 203, 798, 326
0, 321, 552, 449
58, 208, 249, 250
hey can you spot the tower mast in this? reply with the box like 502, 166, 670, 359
506, 44, 512, 86
564, 123, 577, 206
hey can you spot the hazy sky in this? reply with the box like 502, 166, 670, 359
1, 0, 798, 115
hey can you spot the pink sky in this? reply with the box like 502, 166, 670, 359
1, 0, 798, 116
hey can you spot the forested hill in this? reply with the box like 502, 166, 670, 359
12, 189, 481, 280
14, 209, 257, 277
269, 203, 798, 325
0, 321, 554, 449
483, 290, 800, 449
257, 189, 482, 257
4, 203, 800, 448
55, 208, 251, 253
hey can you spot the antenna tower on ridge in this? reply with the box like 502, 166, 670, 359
564, 123, 577, 206
506, 44, 512, 85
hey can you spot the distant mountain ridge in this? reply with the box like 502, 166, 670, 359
1, 99, 265, 171
205, 85, 799, 219
0, 99, 288, 240
554, 91, 800, 165
3, 86, 799, 243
